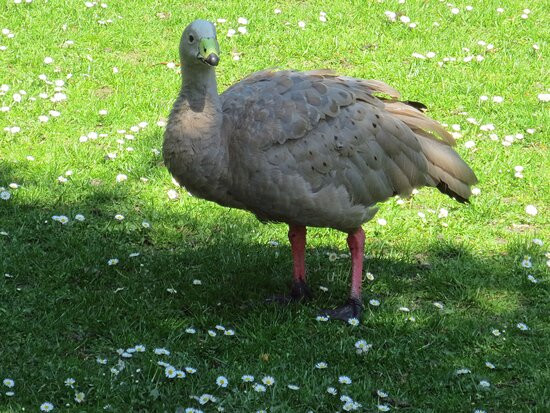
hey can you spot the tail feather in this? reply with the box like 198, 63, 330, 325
417, 135, 478, 202
381, 98, 478, 202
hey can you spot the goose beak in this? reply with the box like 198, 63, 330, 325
198, 38, 220, 66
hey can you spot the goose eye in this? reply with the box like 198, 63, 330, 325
188, 35, 194, 43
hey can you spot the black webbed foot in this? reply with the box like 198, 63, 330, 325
266, 279, 312, 304
321, 297, 363, 322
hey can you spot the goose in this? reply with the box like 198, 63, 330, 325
163, 20, 478, 321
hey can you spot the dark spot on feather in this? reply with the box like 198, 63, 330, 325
374, 156, 378, 161
372, 123, 377, 128
334, 135, 338, 140
311, 166, 315, 171
309, 151, 313, 155
375, 114, 380, 119
323, 162, 327, 166
354, 135, 358, 140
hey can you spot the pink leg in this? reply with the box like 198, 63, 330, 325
347, 227, 365, 301
322, 227, 364, 321
288, 225, 307, 284
286, 225, 311, 300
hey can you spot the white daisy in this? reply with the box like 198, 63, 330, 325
338, 375, 352, 384
40, 402, 54, 412
253, 383, 266, 392
262, 376, 275, 386
525, 205, 538, 216
3, 379, 14, 388
165, 365, 177, 378
74, 392, 85, 403
516, 322, 529, 331
216, 376, 228, 387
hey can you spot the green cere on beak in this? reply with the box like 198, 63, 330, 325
199, 38, 220, 66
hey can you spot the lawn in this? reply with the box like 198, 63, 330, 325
1, 0, 549, 412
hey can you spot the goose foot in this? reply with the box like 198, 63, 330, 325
266, 279, 312, 304
321, 297, 363, 322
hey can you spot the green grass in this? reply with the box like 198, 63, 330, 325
1, 0, 549, 412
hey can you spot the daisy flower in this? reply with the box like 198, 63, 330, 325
40, 402, 54, 412
216, 376, 228, 387
242, 374, 254, 382
253, 383, 266, 392
326, 386, 337, 395
517, 322, 529, 331
165, 365, 177, 378
3, 379, 14, 388
354, 339, 372, 354
287, 384, 300, 390
521, 257, 533, 268
74, 392, 85, 403
525, 205, 538, 216
64, 378, 76, 388
198, 394, 213, 405
262, 376, 275, 386
338, 375, 352, 384
347, 318, 359, 326
377, 389, 388, 398
154, 347, 170, 355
